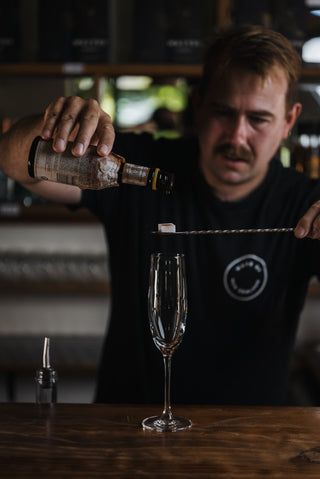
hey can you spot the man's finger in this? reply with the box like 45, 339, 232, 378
295, 201, 320, 238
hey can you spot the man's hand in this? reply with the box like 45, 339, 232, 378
295, 201, 320, 239
41, 96, 115, 157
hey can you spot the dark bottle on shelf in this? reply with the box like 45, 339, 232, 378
28, 137, 174, 194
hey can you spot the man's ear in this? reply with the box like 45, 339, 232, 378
283, 102, 302, 139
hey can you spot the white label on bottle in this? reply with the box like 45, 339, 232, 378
34, 140, 80, 185
33, 140, 122, 189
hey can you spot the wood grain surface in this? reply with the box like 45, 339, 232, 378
1, 403, 320, 477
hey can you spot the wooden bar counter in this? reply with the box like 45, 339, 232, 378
2, 403, 320, 477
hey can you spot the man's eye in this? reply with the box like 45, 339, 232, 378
250, 116, 267, 124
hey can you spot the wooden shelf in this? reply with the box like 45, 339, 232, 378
0, 63, 320, 80
300, 65, 320, 82
0, 63, 203, 78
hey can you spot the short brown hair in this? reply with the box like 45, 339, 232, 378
198, 25, 301, 111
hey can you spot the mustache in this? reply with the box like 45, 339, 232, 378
214, 144, 254, 163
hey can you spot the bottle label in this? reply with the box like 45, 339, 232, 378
122, 164, 150, 186
33, 140, 81, 185
32, 139, 122, 189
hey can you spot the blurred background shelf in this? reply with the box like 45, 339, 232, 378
1, 63, 320, 80
0, 203, 100, 223
0, 63, 203, 78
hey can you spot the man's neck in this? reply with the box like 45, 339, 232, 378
201, 164, 270, 203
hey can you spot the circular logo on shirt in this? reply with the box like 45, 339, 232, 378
223, 254, 268, 301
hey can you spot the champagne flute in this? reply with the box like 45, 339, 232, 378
142, 253, 192, 432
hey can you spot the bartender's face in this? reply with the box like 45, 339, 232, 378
194, 65, 301, 201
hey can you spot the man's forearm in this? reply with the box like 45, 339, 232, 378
0, 114, 44, 186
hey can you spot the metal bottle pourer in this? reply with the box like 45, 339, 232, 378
35, 337, 58, 404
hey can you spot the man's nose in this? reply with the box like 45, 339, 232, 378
227, 116, 248, 147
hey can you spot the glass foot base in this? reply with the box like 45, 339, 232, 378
142, 415, 192, 432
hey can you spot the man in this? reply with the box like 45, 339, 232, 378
1, 25, 320, 405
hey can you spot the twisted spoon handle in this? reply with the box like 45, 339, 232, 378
153, 227, 295, 235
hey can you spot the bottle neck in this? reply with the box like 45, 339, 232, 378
147, 168, 160, 190
121, 163, 151, 187
149, 168, 174, 194
121, 163, 173, 193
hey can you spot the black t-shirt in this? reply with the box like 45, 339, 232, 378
79, 133, 320, 405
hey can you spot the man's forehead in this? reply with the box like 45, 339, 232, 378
206, 64, 288, 96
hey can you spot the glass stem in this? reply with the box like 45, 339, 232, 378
161, 354, 173, 422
